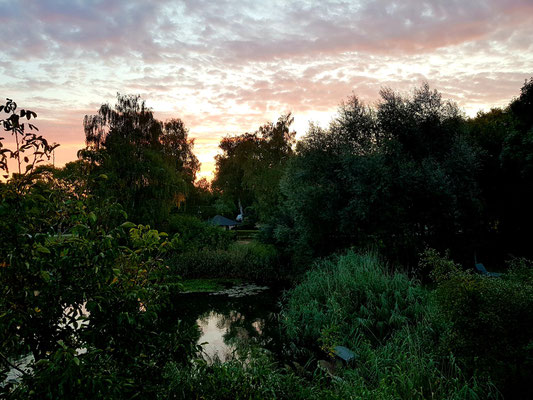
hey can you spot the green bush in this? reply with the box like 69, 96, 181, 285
166, 241, 279, 282
429, 252, 533, 398
161, 348, 327, 400
282, 251, 427, 347
281, 251, 496, 399
167, 214, 233, 251
0, 177, 200, 399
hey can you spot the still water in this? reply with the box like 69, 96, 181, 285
176, 284, 284, 363
3, 284, 284, 386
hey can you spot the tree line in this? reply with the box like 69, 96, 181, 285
1, 78, 532, 398
214, 79, 533, 270
3, 79, 530, 271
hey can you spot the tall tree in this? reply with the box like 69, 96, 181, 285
467, 77, 533, 262
161, 118, 200, 185
82, 94, 198, 226
274, 85, 480, 267
213, 114, 295, 222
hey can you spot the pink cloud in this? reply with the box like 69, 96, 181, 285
2, 0, 532, 179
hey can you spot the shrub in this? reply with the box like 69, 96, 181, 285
282, 251, 427, 347
0, 177, 200, 398
166, 241, 279, 282
281, 251, 497, 399
167, 214, 233, 251
430, 252, 533, 398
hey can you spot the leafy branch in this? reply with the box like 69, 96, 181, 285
0, 98, 59, 179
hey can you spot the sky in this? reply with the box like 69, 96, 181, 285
1, 0, 532, 180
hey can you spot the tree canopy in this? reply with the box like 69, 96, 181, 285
81, 94, 199, 226
212, 113, 296, 222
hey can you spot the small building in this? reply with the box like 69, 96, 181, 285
208, 215, 239, 230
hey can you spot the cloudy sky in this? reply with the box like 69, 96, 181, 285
1, 0, 532, 179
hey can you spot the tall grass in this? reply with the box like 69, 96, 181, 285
161, 347, 328, 400
283, 251, 426, 347
160, 251, 498, 399
280, 251, 498, 399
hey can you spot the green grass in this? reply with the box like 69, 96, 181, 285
181, 278, 242, 293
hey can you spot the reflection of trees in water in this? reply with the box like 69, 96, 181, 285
182, 290, 283, 361
197, 309, 268, 349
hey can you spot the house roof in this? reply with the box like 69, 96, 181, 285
209, 215, 238, 226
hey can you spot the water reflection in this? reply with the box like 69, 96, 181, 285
176, 285, 283, 363
197, 310, 266, 362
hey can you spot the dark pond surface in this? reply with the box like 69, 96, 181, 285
174, 284, 286, 363
4, 284, 287, 386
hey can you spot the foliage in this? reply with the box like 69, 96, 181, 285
271, 84, 481, 268
166, 241, 279, 282
0, 98, 58, 177
330, 322, 496, 400
466, 78, 533, 262
0, 169, 199, 398
81, 94, 199, 226
282, 251, 496, 399
418, 248, 461, 283
161, 250, 496, 400
161, 348, 326, 400
167, 214, 233, 252
282, 251, 426, 347
429, 251, 533, 399
162, 339, 494, 400
213, 114, 296, 222
3, 78, 533, 398
185, 177, 218, 219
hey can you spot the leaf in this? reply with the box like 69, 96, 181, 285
120, 221, 136, 229
41, 270, 51, 282
88, 211, 97, 225
24, 156, 29, 163
36, 244, 51, 254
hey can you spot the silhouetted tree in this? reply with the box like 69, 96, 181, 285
273, 85, 480, 268
213, 114, 295, 222
82, 94, 198, 226
467, 77, 533, 262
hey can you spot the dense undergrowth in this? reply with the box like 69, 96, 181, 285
281, 251, 497, 399
160, 251, 504, 400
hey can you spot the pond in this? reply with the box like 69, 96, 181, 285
175, 283, 285, 363
3, 283, 287, 387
